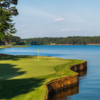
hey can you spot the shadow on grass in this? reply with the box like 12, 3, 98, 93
0, 55, 34, 61
0, 55, 45, 99
0, 78, 45, 99
0, 64, 26, 80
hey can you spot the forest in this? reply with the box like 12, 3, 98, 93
22, 36, 100, 45
1, 36, 100, 45
0, 35, 25, 45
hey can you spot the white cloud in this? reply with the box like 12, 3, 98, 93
20, 24, 29, 27
61, 29, 71, 31
61, 28, 82, 32
21, 31, 29, 33
54, 18, 64, 22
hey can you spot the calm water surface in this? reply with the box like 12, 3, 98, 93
0, 45, 100, 100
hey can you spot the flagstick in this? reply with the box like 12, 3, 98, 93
38, 51, 39, 61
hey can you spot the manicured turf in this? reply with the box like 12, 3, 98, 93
0, 45, 29, 49
0, 55, 85, 100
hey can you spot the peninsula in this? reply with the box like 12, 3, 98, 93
0, 54, 86, 100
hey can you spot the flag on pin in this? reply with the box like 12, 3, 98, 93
38, 49, 39, 61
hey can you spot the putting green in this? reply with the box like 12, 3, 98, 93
0, 55, 85, 100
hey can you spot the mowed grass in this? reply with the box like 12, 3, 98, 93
0, 46, 5, 49
0, 55, 85, 100
0, 45, 29, 49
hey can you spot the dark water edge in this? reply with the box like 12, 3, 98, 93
49, 69, 87, 100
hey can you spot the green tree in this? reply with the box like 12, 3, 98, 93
0, 0, 18, 15
0, 0, 18, 41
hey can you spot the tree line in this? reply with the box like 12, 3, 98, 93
2, 36, 100, 45
0, 35, 26, 45
22, 36, 100, 45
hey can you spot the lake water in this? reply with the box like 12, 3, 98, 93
0, 45, 100, 100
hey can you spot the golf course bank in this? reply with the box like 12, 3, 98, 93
0, 54, 87, 100
46, 61, 87, 100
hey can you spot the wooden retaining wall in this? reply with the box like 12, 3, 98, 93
45, 61, 87, 100
51, 84, 79, 100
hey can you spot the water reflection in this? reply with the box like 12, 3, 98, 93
78, 68, 87, 77
50, 68, 87, 100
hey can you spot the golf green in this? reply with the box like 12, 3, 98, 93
0, 55, 85, 100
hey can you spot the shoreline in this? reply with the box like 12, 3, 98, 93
50, 44, 100, 45
30, 44, 100, 46
0, 45, 29, 49
45, 61, 87, 100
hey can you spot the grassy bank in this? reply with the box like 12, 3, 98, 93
0, 55, 85, 100
0, 45, 29, 49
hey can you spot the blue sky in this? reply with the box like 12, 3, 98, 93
13, 0, 100, 38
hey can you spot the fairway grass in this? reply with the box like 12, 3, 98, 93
0, 55, 85, 100
0, 45, 29, 49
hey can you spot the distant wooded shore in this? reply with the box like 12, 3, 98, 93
1, 36, 100, 46
22, 36, 100, 45
50, 43, 100, 45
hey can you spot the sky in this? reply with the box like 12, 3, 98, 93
13, 0, 100, 38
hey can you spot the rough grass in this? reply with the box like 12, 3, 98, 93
0, 55, 85, 100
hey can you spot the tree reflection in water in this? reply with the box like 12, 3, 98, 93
49, 68, 87, 100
